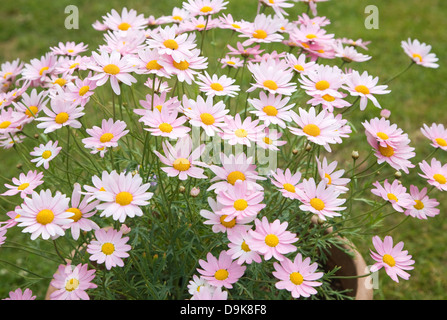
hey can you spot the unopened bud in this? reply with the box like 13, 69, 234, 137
305, 144, 312, 151
120, 224, 131, 234
190, 187, 200, 197
34, 134, 39, 139
394, 171, 402, 179
292, 149, 298, 155
179, 186, 186, 193
351, 150, 359, 160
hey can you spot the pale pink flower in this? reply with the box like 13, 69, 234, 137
100, 29, 147, 57
418, 158, 447, 191
240, 14, 284, 46
273, 253, 324, 298
297, 178, 346, 220
227, 229, 262, 265
0, 108, 27, 135
139, 107, 190, 139
93, 171, 153, 223
220, 114, 265, 147
158, 48, 208, 84
420, 123, 447, 151
54, 55, 91, 76
36, 97, 84, 133
15, 189, 72, 240
180, 15, 219, 32
370, 235, 415, 283
101, 7, 148, 31
290, 23, 334, 47
270, 168, 302, 200
65, 75, 97, 108
342, 70, 391, 111
299, 64, 345, 98
257, 127, 287, 151
218, 56, 244, 69
284, 52, 316, 75
316, 157, 350, 193
380, 109, 391, 119
136, 91, 181, 115
82, 118, 129, 157
195, 71, 240, 97
246, 216, 298, 261
0, 58, 24, 83
49, 263, 97, 300
371, 179, 414, 212
401, 38, 439, 68
21, 52, 58, 86
127, 47, 170, 78
153, 135, 207, 180
87, 228, 132, 270
226, 42, 264, 59
1, 170, 44, 199
248, 91, 296, 128
363, 117, 406, 149
404, 185, 440, 220
88, 50, 137, 95
260, 0, 294, 18
297, 13, 331, 27
50, 42, 88, 56
191, 285, 228, 300
218, 14, 251, 33
2, 288, 36, 300
196, 250, 246, 289
340, 37, 371, 51
30, 140, 62, 170
333, 40, 371, 63
183, 0, 228, 16
158, 7, 191, 25
12, 88, 49, 122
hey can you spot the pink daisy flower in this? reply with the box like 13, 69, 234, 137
273, 253, 324, 299
183, 94, 229, 136
340, 37, 371, 51
195, 71, 240, 97
36, 97, 84, 133
371, 179, 414, 212
191, 285, 228, 300
216, 180, 266, 223
240, 14, 284, 46
260, 0, 294, 18
247, 58, 296, 96
81, 118, 129, 157
15, 189, 72, 240
270, 168, 302, 200
401, 38, 439, 68
208, 152, 266, 194
220, 114, 265, 147
289, 107, 343, 152
246, 216, 298, 261
1, 170, 44, 199
0, 108, 27, 136
136, 91, 181, 115
299, 64, 345, 98
87, 228, 132, 270
30, 140, 62, 170
139, 107, 190, 139
418, 158, 447, 191
306, 91, 351, 113
196, 250, 246, 289
179, 15, 219, 32
420, 123, 447, 151
248, 91, 296, 128
100, 29, 146, 57
21, 52, 58, 86
102, 7, 148, 31
50, 41, 88, 57
88, 50, 137, 95
12, 88, 49, 122
82, 170, 114, 198
182, 0, 228, 16
158, 7, 191, 25
297, 178, 346, 220
404, 185, 440, 220
363, 117, 407, 149
342, 70, 391, 111
200, 197, 253, 236
0, 58, 24, 83
227, 229, 262, 265
54, 55, 91, 76
370, 235, 415, 283
218, 14, 251, 33
333, 40, 372, 63
219, 55, 244, 69
153, 134, 207, 180
2, 288, 36, 300
93, 171, 153, 223
226, 42, 264, 59
257, 127, 287, 151
316, 157, 350, 193
49, 263, 97, 300
127, 47, 170, 78
284, 52, 316, 75
65, 183, 100, 241
65, 75, 97, 108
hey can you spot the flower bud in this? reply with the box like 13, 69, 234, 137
190, 187, 200, 197
394, 171, 402, 179
120, 224, 131, 234
380, 109, 391, 119
351, 150, 359, 160
292, 149, 298, 155
179, 186, 186, 193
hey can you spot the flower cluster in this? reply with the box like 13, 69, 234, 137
0, 0, 442, 301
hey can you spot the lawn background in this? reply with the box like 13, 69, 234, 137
0, 0, 445, 300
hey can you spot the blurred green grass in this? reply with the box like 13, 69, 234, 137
0, 0, 446, 300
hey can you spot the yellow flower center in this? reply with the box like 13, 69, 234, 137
379, 144, 394, 157
253, 29, 268, 39
387, 193, 398, 202
115, 191, 133, 206
262, 105, 278, 116
226, 61, 236, 65
155, 105, 163, 112
200, 6, 213, 13
264, 234, 279, 247
69, 63, 79, 69
55, 112, 69, 124
118, 22, 131, 31
283, 183, 296, 193
36, 209, 54, 225
214, 269, 229, 281
196, 24, 206, 29
25, 106, 39, 117
210, 82, 224, 91
263, 80, 278, 90
315, 80, 330, 91
100, 133, 114, 143
310, 198, 325, 211
413, 200, 424, 210
233, 199, 248, 211
103, 64, 120, 75
435, 138, 447, 147
79, 85, 90, 96
412, 53, 423, 62
234, 128, 248, 138
355, 85, 370, 95
322, 94, 335, 102
0, 121, 11, 129
67, 207, 82, 222
173, 60, 189, 70
227, 171, 246, 185
200, 113, 215, 125
158, 122, 173, 133
241, 241, 251, 252
172, 15, 183, 21
263, 137, 272, 144
220, 215, 236, 228
39, 66, 49, 76
294, 64, 304, 72
3, 72, 13, 79
146, 60, 163, 70
377, 132, 389, 140
54, 78, 67, 86
290, 272, 304, 285
324, 173, 332, 185
163, 39, 179, 50
382, 254, 396, 267
17, 183, 30, 191
433, 174, 446, 184
173, 158, 191, 171
306, 34, 317, 39
101, 242, 115, 255
65, 278, 80, 292
303, 124, 321, 137
231, 23, 241, 29
42, 150, 52, 159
